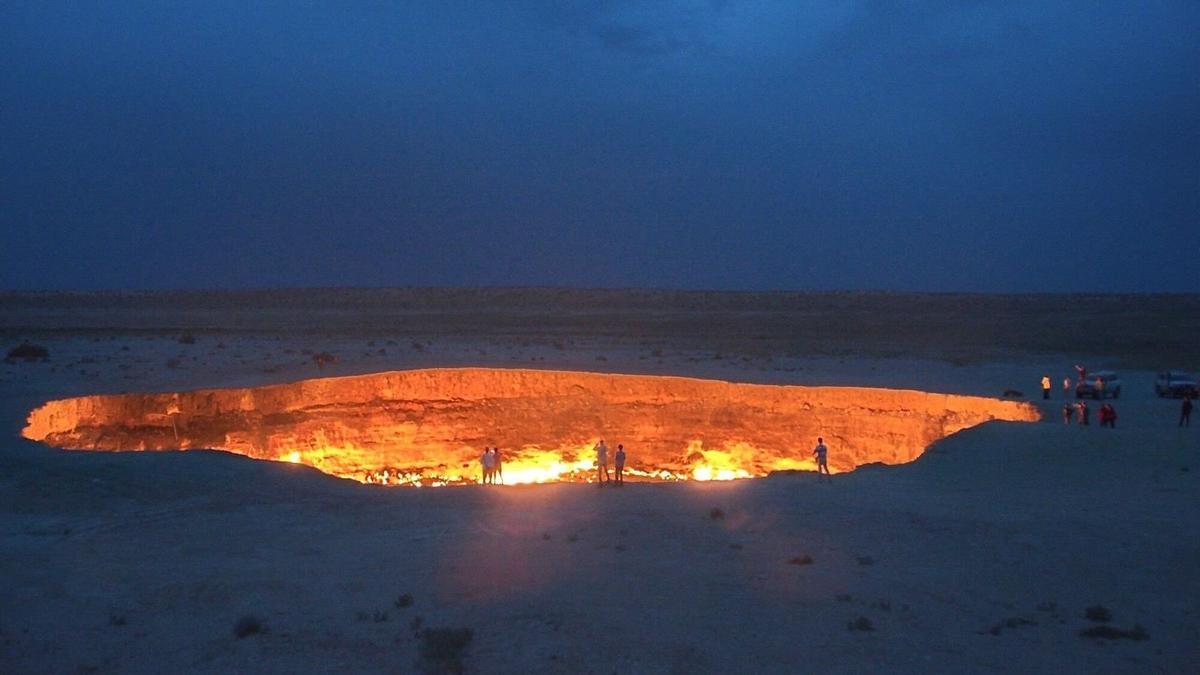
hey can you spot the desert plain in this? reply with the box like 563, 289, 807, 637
1, 289, 1198, 673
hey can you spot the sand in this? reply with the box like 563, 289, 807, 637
1, 290, 1197, 673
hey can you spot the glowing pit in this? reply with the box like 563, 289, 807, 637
22, 368, 1040, 486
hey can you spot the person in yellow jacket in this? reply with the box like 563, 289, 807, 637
1041, 375, 1051, 400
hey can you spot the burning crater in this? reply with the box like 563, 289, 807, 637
22, 368, 1039, 486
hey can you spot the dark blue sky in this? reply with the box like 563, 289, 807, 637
2, 1, 1197, 291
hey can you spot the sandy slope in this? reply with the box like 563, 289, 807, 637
1, 295, 1198, 673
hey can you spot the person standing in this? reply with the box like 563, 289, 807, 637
813, 437, 830, 482
1077, 400, 1089, 426
1041, 375, 1051, 400
1182, 395, 1193, 427
1062, 403, 1074, 425
1063, 377, 1072, 397
493, 447, 504, 485
614, 444, 626, 486
594, 439, 610, 486
1103, 404, 1117, 428
480, 447, 495, 485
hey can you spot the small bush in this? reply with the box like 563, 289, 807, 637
856, 556, 875, 566
847, 616, 873, 632
420, 626, 473, 672
788, 555, 814, 566
177, 333, 196, 345
233, 615, 265, 639
312, 352, 338, 369
6, 342, 49, 362
1084, 605, 1112, 622
394, 594, 414, 608
108, 614, 127, 626
983, 616, 1037, 635
708, 507, 725, 520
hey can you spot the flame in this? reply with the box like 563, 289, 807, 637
276, 439, 806, 486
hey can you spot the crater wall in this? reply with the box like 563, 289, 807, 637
22, 368, 1041, 484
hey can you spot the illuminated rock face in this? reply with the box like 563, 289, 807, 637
22, 368, 1040, 485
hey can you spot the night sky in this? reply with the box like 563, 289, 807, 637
2, 1, 1197, 292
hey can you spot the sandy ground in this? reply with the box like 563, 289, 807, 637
1, 291, 1198, 673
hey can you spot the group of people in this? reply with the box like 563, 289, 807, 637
591, 440, 627, 486
1042, 368, 1103, 399
479, 436, 834, 486
480, 447, 504, 484
1062, 400, 1117, 427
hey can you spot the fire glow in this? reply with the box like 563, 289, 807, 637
22, 368, 1040, 486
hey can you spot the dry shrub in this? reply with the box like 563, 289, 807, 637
233, 615, 265, 639
6, 342, 49, 362
847, 616, 873, 631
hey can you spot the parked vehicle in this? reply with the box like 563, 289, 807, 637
1155, 371, 1198, 398
1076, 371, 1122, 399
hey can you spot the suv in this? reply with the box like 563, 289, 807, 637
1076, 371, 1121, 399
1155, 371, 1198, 398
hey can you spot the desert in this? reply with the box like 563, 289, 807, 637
1, 289, 1197, 673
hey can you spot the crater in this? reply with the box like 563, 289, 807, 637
22, 368, 1040, 485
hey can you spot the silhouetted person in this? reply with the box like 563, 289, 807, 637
1062, 403, 1074, 425
614, 444, 626, 485
594, 439, 610, 486
1075, 364, 1087, 382
1099, 403, 1117, 428
166, 395, 182, 440
1041, 375, 1051, 400
1182, 396, 1193, 427
493, 447, 504, 484
1063, 377, 1071, 397
813, 437, 830, 482
481, 447, 495, 485
1077, 401, 1089, 426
